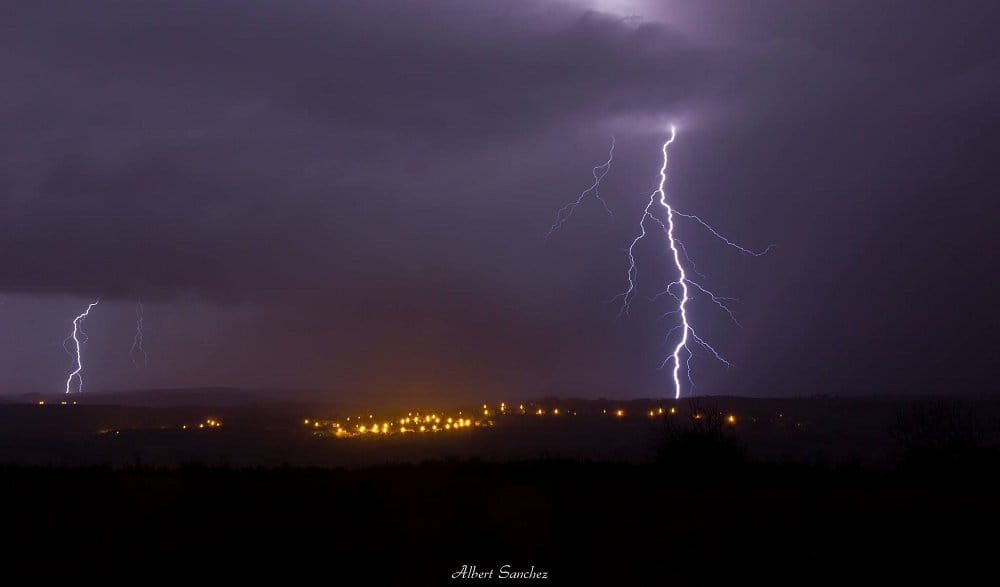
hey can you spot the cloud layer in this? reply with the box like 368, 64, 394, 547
1, 1, 997, 397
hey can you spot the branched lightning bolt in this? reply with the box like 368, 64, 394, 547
551, 127, 769, 399
130, 299, 148, 368
649, 280, 741, 327
546, 137, 615, 237
619, 129, 678, 317
675, 239, 706, 280
618, 127, 692, 398
672, 210, 774, 257
618, 127, 770, 398
64, 300, 99, 394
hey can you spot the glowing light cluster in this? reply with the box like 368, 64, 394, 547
307, 411, 483, 438
180, 418, 222, 431
66, 402, 749, 441
302, 401, 725, 442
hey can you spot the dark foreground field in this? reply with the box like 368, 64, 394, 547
2, 397, 997, 585
2, 456, 998, 585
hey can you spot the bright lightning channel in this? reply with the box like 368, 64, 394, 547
619, 127, 771, 399
549, 127, 770, 398
620, 127, 692, 398
547, 137, 615, 237
130, 299, 147, 368
64, 300, 99, 394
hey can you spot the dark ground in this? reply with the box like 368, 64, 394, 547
1, 460, 997, 585
1, 397, 997, 585
5, 395, 999, 466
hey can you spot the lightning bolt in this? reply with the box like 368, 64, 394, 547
130, 299, 148, 368
64, 300, 99, 394
618, 127, 771, 398
618, 127, 693, 398
546, 137, 615, 237
549, 127, 770, 398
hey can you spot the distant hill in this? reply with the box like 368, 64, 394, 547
47, 387, 334, 408
0, 385, 481, 410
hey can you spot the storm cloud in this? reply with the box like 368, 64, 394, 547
1, 1, 997, 398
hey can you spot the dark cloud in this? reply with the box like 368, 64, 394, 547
1, 1, 997, 397
1, 0, 715, 299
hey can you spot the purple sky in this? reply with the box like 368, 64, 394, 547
1, 1, 997, 400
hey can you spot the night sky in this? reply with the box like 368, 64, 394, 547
1, 1, 997, 400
